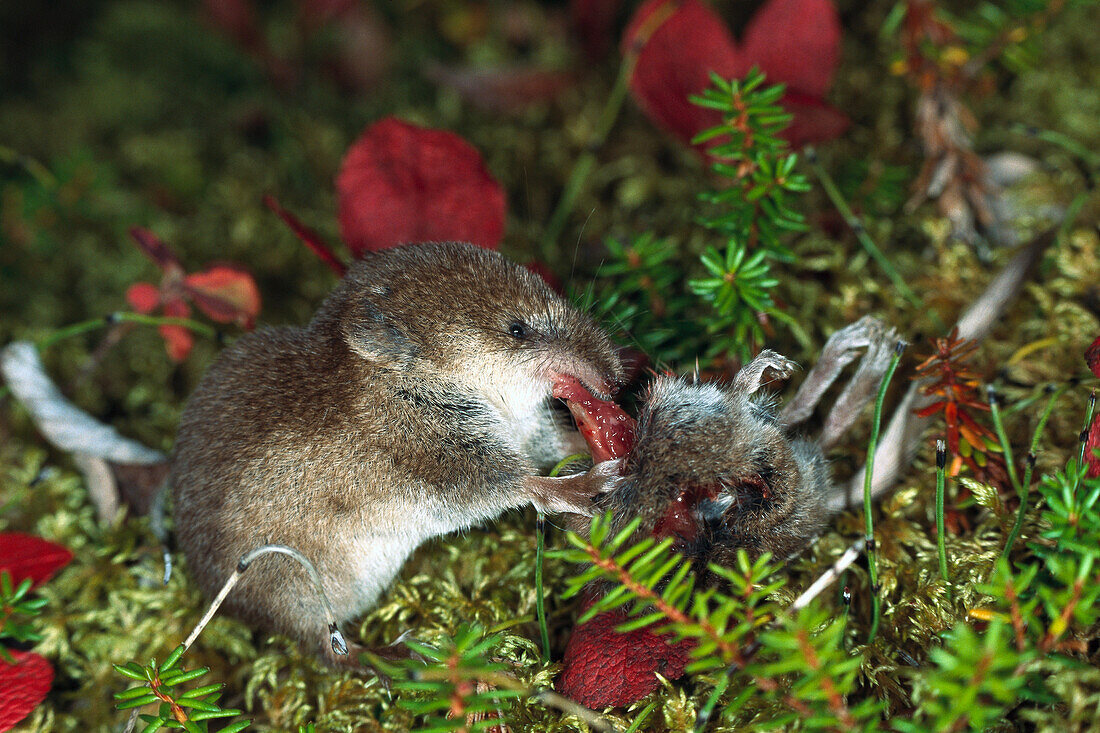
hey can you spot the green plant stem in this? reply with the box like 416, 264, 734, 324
535, 513, 550, 660
625, 701, 658, 733
1078, 391, 1096, 469
807, 152, 929, 318
35, 312, 218, 351
988, 386, 1023, 496
864, 341, 905, 643
935, 440, 950, 594
1000, 386, 1065, 562
1011, 123, 1100, 184
0, 145, 56, 188
538, 453, 588, 661
541, 56, 632, 254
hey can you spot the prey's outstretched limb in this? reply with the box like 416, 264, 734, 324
779, 316, 901, 451
818, 322, 903, 451
733, 349, 798, 395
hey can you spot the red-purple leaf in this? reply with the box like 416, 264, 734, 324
0, 533, 72, 590
622, 0, 739, 149
1086, 335, 1100, 379
777, 91, 850, 148
741, 0, 841, 100
0, 651, 53, 732
184, 266, 262, 328
125, 283, 160, 315
128, 227, 182, 272
159, 299, 194, 363
622, 0, 847, 151
337, 118, 506, 255
263, 195, 347, 276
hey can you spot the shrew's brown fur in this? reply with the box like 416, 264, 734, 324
170, 242, 623, 662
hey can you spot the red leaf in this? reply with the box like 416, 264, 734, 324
777, 91, 850, 148
128, 227, 182, 272
263, 195, 347, 276
1086, 336, 1100, 379
336, 118, 506, 255
622, 0, 846, 151
184, 266, 262, 328
0, 651, 53, 731
125, 282, 161, 314
559, 605, 692, 707
160, 299, 194, 362
741, 0, 841, 100
622, 0, 739, 149
0, 533, 72, 590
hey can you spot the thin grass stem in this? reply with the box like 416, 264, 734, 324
1000, 385, 1065, 562
864, 341, 905, 643
806, 153, 931, 322
36, 312, 218, 351
988, 385, 1023, 495
935, 440, 950, 594
538, 454, 588, 661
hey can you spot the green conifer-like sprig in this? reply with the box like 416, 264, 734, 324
553, 515, 883, 729
578, 70, 811, 367
0, 570, 48, 663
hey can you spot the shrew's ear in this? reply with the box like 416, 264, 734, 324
342, 289, 418, 369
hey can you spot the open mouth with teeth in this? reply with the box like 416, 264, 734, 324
551, 374, 637, 464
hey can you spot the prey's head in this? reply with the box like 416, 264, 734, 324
317, 242, 622, 413
598, 351, 832, 568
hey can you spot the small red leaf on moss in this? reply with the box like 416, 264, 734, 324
125, 283, 161, 314
184, 266, 262, 328
160, 299, 195, 363
1086, 336, 1100, 378
336, 117, 506, 255
622, 0, 846, 151
776, 91, 850, 149
128, 227, 182, 272
741, 0, 841, 100
1086, 336, 1100, 478
0, 533, 72, 590
622, 0, 739, 149
559, 606, 692, 708
0, 651, 53, 731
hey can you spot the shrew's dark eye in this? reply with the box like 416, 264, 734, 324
509, 321, 528, 340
